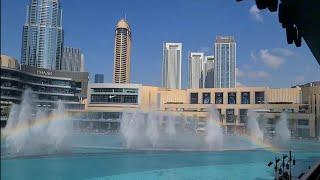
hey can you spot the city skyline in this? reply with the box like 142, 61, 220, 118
2, 0, 319, 88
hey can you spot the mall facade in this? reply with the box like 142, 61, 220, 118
71, 83, 319, 138
0, 55, 89, 127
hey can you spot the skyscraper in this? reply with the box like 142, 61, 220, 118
162, 42, 182, 89
21, 0, 64, 70
214, 36, 236, 88
113, 19, 131, 84
61, 47, 84, 72
189, 52, 204, 89
94, 74, 104, 83
204, 56, 215, 88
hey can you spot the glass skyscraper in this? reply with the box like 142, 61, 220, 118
162, 42, 182, 89
214, 36, 236, 88
21, 0, 64, 70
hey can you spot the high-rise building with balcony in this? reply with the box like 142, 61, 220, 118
113, 19, 131, 84
61, 47, 84, 72
204, 56, 215, 88
162, 42, 182, 89
214, 36, 236, 88
189, 52, 204, 89
21, 0, 64, 70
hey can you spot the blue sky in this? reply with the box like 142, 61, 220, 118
2, 0, 319, 88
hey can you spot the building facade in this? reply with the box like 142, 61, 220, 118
301, 83, 320, 137
204, 56, 215, 88
0, 55, 89, 127
162, 42, 182, 89
82, 82, 317, 138
21, 0, 64, 70
214, 36, 236, 88
61, 47, 84, 72
94, 74, 104, 83
113, 19, 132, 84
189, 52, 204, 89
158, 87, 316, 138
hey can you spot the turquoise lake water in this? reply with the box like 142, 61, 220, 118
1, 134, 320, 180
2, 148, 320, 180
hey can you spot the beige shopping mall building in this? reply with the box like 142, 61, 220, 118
72, 83, 320, 138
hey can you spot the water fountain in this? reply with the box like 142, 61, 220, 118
2, 89, 71, 156
2, 89, 279, 157
119, 109, 224, 151
274, 112, 291, 143
247, 110, 264, 141
205, 109, 223, 150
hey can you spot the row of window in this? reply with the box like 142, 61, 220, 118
92, 88, 138, 94
213, 109, 309, 125
190, 92, 265, 104
1, 70, 81, 88
90, 94, 138, 104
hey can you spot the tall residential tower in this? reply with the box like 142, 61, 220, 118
214, 36, 236, 88
113, 19, 132, 84
21, 0, 64, 70
189, 52, 204, 89
204, 55, 215, 88
162, 42, 182, 89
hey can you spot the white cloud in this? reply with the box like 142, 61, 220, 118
249, 5, 263, 22
259, 49, 285, 69
251, 48, 295, 69
237, 68, 270, 79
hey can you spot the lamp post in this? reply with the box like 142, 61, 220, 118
267, 150, 296, 180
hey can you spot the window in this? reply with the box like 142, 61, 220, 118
241, 92, 250, 104
190, 93, 198, 104
297, 128, 310, 137
298, 119, 309, 126
239, 109, 248, 123
226, 109, 235, 123
202, 93, 211, 104
255, 92, 265, 104
228, 92, 236, 104
215, 92, 223, 104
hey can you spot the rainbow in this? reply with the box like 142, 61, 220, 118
1, 112, 79, 139
1, 112, 281, 153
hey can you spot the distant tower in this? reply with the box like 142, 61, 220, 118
113, 19, 132, 83
189, 52, 204, 89
61, 47, 84, 72
21, 0, 64, 70
162, 42, 182, 89
204, 56, 215, 88
214, 36, 236, 88
94, 74, 104, 83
